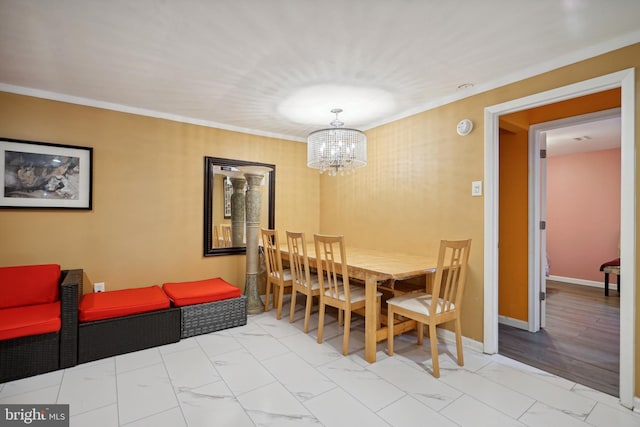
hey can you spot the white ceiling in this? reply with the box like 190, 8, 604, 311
546, 116, 621, 157
0, 0, 639, 143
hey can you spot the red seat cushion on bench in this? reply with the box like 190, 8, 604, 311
162, 278, 241, 307
79, 285, 170, 322
0, 302, 61, 340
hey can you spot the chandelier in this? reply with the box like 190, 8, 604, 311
307, 108, 367, 176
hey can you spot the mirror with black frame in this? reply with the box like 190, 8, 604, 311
203, 156, 275, 256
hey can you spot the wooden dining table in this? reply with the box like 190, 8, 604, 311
279, 242, 438, 363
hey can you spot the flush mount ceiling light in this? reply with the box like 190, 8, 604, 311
278, 85, 395, 126
307, 108, 367, 176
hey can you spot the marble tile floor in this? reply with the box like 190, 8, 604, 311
1, 303, 639, 427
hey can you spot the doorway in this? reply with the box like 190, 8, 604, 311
501, 109, 622, 396
483, 69, 636, 409
531, 108, 622, 331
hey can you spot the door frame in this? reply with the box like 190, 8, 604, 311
528, 108, 622, 332
529, 126, 547, 332
483, 68, 635, 409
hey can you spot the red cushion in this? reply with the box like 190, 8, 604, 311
79, 285, 170, 322
0, 264, 61, 309
162, 278, 241, 307
0, 302, 61, 340
600, 258, 620, 271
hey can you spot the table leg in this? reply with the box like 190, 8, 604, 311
365, 273, 377, 363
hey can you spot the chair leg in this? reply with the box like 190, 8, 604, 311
264, 282, 272, 311
338, 309, 343, 326
303, 293, 313, 333
317, 302, 326, 344
454, 318, 464, 367
342, 308, 351, 355
429, 323, 439, 378
289, 288, 298, 323
276, 283, 285, 320
387, 306, 395, 356
417, 322, 423, 346
604, 272, 609, 296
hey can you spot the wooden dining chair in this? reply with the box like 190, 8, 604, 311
314, 234, 382, 356
261, 228, 293, 319
286, 231, 321, 333
221, 224, 232, 247
387, 239, 471, 378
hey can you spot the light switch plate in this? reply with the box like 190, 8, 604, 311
94, 282, 105, 293
471, 181, 482, 196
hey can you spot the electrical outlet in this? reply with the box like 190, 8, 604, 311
471, 181, 483, 196
94, 282, 105, 293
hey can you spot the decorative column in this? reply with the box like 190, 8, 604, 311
239, 166, 272, 314
229, 176, 246, 247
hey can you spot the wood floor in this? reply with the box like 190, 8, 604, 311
498, 280, 620, 397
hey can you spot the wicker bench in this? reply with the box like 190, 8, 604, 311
162, 278, 247, 338
77, 285, 180, 363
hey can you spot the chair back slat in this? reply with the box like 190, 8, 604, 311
430, 239, 471, 317
286, 231, 311, 288
212, 225, 220, 248
262, 228, 284, 279
314, 234, 349, 302
221, 224, 232, 247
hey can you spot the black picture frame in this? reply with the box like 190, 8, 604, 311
1, 138, 93, 209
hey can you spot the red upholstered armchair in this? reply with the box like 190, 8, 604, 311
0, 264, 82, 383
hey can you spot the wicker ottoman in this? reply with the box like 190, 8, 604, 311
179, 296, 247, 338
78, 308, 180, 363
162, 278, 247, 338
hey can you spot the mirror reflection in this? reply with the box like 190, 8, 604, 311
204, 157, 275, 256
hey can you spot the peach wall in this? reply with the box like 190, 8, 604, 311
547, 148, 621, 281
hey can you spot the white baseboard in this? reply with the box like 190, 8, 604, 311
633, 396, 639, 412
548, 275, 604, 289
498, 315, 529, 330
435, 328, 484, 353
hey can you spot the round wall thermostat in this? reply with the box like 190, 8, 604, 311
456, 119, 473, 136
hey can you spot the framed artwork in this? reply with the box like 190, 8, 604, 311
223, 178, 232, 218
1, 138, 93, 209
